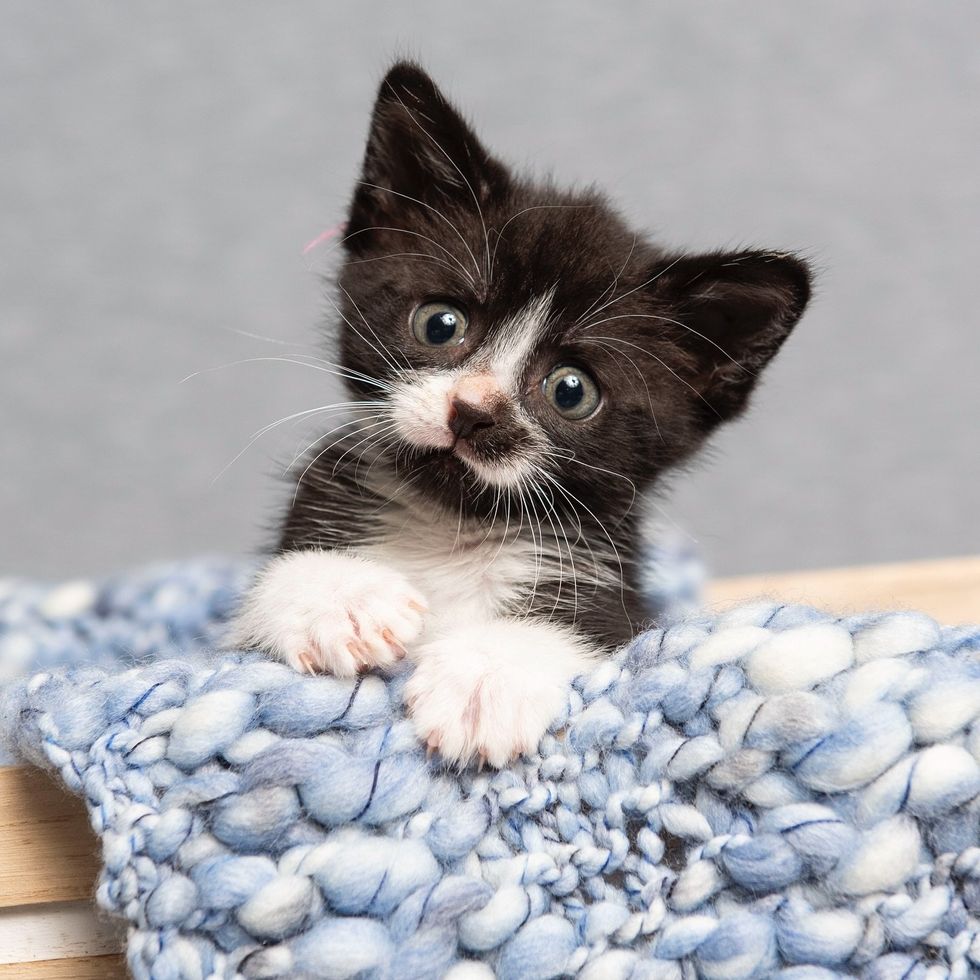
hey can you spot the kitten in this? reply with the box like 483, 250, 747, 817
231, 62, 811, 767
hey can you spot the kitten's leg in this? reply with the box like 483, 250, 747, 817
405, 618, 597, 768
230, 550, 428, 677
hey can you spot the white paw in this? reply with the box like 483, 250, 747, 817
405, 619, 594, 769
230, 550, 428, 678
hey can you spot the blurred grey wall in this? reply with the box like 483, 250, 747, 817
2, 1, 978, 580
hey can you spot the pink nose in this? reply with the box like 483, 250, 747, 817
448, 375, 499, 441
452, 374, 499, 406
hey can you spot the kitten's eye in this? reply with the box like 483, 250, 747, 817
542, 365, 601, 420
411, 301, 468, 347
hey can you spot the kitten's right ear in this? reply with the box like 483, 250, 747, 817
650, 249, 812, 427
347, 62, 507, 245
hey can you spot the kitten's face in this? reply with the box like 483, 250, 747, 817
333, 64, 810, 522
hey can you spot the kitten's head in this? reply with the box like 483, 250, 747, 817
334, 62, 811, 522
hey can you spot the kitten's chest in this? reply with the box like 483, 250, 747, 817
357, 511, 537, 627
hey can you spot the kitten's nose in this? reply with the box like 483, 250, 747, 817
449, 397, 495, 440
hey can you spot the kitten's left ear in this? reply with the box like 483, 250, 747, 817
347, 62, 508, 244
652, 250, 812, 426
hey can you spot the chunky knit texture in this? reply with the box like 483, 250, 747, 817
2, 559, 980, 980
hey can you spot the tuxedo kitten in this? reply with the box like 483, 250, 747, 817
232, 62, 811, 767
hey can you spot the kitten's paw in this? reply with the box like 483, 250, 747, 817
230, 550, 428, 678
405, 620, 593, 769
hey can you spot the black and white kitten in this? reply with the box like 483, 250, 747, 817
232, 63, 811, 767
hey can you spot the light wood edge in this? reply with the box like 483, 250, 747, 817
0, 954, 127, 979
0, 900, 125, 966
708, 554, 980, 625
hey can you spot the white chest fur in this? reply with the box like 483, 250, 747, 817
359, 506, 538, 632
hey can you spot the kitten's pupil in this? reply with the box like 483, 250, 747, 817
427, 311, 459, 345
554, 375, 583, 410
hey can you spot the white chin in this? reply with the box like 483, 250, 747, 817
453, 444, 527, 490
391, 427, 528, 491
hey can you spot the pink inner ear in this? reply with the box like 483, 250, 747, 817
302, 222, 348, 256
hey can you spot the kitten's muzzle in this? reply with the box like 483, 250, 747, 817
448, 397, 495, 441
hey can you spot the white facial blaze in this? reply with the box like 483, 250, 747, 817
388, 290, 556, 488
476, 288, 556, 394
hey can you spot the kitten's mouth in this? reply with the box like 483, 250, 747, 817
451, 435, 510, 472
407, 438, 519, 489
389, 401, 529, 490
422, 438, 482, 471
451, 435, 479, 462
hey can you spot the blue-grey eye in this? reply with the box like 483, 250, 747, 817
411, 301, 468, 346
543, 365, 601, 420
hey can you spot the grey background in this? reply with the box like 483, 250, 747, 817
2, 1, 978, 581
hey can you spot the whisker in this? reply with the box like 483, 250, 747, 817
355, 182, 481, 285
345, 249, 475, 285
538, 470, 631, 622
572, 335, 663, 442
350, 428, 405, 487
529, 465, 601, 589
645, 496, 701, 546
539, 446, 638, 519
526, 474, 570, 620
285, 414, 387, 475
213, 401, 385, 486
452, 488, 465, 554
575, 234, 638, 328
319, 216, 478, 287
333, 283, 409, 373
179, 355, 396, 394
489, 203, 597, 281
572, 254, 686, 327
384, 89, 491, 282
290, 417, 394, 503
580, 335, 723, 421
515, 476, 542, 615
578, 312, 752, 375
330, 421, 401, 477
214, 326, 325, 350
489, 487, 514, 569
478, 486, 504, 550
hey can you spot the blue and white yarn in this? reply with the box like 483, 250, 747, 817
2, 558, 980, 980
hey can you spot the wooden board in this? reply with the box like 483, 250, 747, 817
708, 554, 980, 625
0, 769, 126, 975
0, 767, 102, 909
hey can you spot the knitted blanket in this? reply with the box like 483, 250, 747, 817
2, 559, 980, 980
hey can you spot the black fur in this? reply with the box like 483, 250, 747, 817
279, 62, 811, 647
